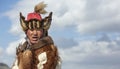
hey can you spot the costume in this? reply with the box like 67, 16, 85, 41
12, 2, 61, 69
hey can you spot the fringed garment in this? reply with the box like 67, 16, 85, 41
12, 36, 61, 69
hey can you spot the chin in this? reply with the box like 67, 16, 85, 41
31, 41, 39, 44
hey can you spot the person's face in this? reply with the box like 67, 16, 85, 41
26, 29, 43, 44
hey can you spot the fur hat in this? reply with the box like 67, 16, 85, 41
20, 2, 52, 32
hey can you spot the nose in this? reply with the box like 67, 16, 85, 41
33, 30, 37, 35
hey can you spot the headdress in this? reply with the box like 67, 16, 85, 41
20, 2, 52, 36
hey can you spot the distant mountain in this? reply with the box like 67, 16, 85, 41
0, 63, 10, 69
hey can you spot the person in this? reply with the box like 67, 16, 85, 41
12, 2, 61, 69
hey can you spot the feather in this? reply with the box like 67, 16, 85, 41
34, 2, 47, 14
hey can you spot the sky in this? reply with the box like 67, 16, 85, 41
0, 0, 120, 69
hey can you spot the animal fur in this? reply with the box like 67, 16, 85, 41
17, 50, 33, 69
16, 44, 60, 69
13, 36, 61, 69
34, 2, 47, 14
20, 12, 28, 31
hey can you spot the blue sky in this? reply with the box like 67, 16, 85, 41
0, 0, 18, 49
0, 0, 120, 69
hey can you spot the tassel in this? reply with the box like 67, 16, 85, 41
34, 2, 47, 14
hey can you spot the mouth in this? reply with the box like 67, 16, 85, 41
32, 36, 39, 41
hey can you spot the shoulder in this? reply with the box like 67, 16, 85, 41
16, 41, 28, 55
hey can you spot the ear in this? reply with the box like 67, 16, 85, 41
43, 12, 52, 30
20, 12, 28, 31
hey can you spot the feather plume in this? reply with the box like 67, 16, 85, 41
34, 2, 47, 14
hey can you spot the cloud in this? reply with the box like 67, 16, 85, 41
77, 0, 120, 34
60, 36, 120, 69
6, 38, 25, 56
0, 47, 3, 55
53, 37, 78, 48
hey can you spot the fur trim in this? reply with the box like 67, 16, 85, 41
34, 2, 47, 14
43, 12, 52, 30
20, 12, 28, 31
